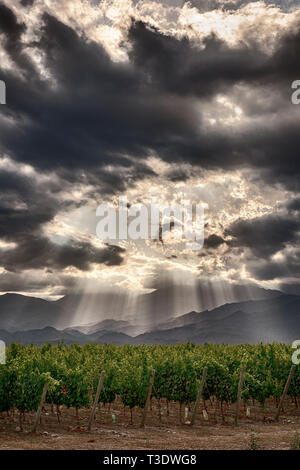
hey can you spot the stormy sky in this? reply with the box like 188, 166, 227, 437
0, 0, 300, 301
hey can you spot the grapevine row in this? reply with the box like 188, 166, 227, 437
0, 342, 299, 423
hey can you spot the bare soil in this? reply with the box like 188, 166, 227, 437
0, 398, 299, 450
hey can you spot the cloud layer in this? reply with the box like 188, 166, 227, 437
0, 0, 299, 297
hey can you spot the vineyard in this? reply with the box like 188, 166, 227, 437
0, 342, 299, 432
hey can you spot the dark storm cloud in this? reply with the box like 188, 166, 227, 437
287, 198, 300, 213
0, 6, 299, 184
247, 248, 300, 281
53, 241, 125, 269
0, 3, 37, 76
222, 211, 300, 282
0, 236, 125, 272
128, 20, 300, 96
190, 0, 298, 12
0, 169, 59, 242
0, 164, 126, 273
232, 206, 300, 282
20, 0, 34, 6
127, 21, 300, 186
133, 0, 298, 13
128, 22, 265, 97
164, 167, 194, 182
205, 233, 225, 249
225, 214, 300, 257
241, 122, 300, 192
84, 163, 156, 197
0, 11, 196, 178
0, 2, 300, 287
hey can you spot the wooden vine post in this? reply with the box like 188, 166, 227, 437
191, 366, 208, 425
275, 365, 296, 422
88, 370, 105, 431
140, 369, 155, 428
235, 366, 245, 426
32, 381, 49, 432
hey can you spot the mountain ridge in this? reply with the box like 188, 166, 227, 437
0, 284, 283, 333
0, 292, 299, 345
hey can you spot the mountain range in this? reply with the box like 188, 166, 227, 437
0, 285, 299, 345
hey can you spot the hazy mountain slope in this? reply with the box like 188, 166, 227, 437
154, 294, 299, 331
0, 293, 299, 346
136, 295, 300, 344
0, 294, 63, 331
0, 284, 282, 333
131, 284, 282, 330
0, 327, 133, 346
66, 319, 134, 335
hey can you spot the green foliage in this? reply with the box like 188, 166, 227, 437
0, 342, 298, 414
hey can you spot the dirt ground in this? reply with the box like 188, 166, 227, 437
0, 398, 300, 450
